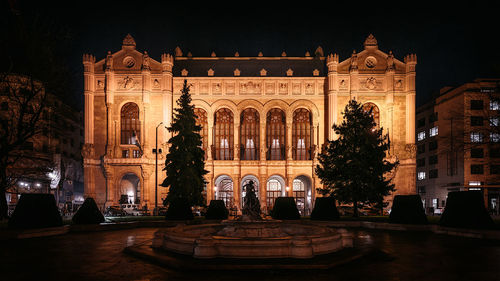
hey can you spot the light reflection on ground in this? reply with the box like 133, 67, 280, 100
1, 227, 499, 281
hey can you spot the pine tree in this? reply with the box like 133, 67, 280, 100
315, 99, 398, 217
161, 80, 208, 215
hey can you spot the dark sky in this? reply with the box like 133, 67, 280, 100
10, 1, 500, 110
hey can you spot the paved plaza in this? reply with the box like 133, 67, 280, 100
1, 227, 499, 281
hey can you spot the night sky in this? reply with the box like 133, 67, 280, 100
7, 1, 500, 110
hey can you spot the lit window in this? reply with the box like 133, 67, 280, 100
417, 131, 426, 141
490, 133, 500, 143
417, 172, 426, 180
470, 132, 483, 143
490, 100, 500, 110
429, 126, 438, 137
468, 181, 482, 186
490, 117, 499, 127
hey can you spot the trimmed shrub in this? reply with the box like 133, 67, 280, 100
205, 200, 228, 220
311, 197, 340, 220
439, 191, 494, 229
389, 195, 428, 224
165, 198, 194, 220
8, 193, 62, 228
72, 197, 105, 224
271, 197, 300, 220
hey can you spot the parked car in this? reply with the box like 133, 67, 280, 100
104, 206, 126, 217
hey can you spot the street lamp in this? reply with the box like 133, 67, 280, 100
154, 122, 164, 215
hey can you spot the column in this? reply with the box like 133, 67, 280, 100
326, 53, 339, 140
234, 120, 240, 160
286, 122, 293, 160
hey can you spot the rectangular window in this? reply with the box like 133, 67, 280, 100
491, 147, 500, 158
417, 118, 426, 128
469, 181, 482, 186
429, 126, 438, 137
490, 117, 499, 127
122, 150, 129, 158
490, 133, 500, 143
417, 171, 426, 180
432, 198, 438, 209
429, 141, 438, 151
491, 165, 500, 174
470, 116, 484, 126
417, 144, 426, 154
470, 132, 483, 143
471, 148, 484, 158
429, 155, 438, 165
471, 164, 484, 175
471, 100, 484, 110
417, 158, 426, 167
491, 100, 500, 110
417, 186, 426, 194
429, 112, 438, 123
429, 169, 438, 179
417, 131, 426, 141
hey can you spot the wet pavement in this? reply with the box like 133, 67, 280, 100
1, 227, 499, 281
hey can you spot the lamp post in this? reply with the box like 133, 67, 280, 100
154, 122, 163, 215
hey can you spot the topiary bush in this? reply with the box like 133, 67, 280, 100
205, 200, 228, 220
439, 191, 494, 229
389, 195, 428, 224
8, 193, 63, 228
72, 197, 105, 224
311, 197, 340, 220
165, 198, 194, 220
270, 197, 300, 220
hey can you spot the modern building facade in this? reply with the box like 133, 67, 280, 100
0, 76, 84, 214
416, 79, 500, 215
82, 34, 417, 214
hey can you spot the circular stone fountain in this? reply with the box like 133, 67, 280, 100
152, 219, 353, 259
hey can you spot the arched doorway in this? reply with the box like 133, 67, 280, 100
119, 173, 141, 204
214, 175, 234, 208
241, 175, 260, 208
293, 175, 312, 216
266, 175, 285, 212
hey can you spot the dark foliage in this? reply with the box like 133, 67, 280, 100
389, 195, 428, 224
315, 99, 398, 217
439, 191, 494, 229
205, 200, 229, 220
8, 193, 62, 228
161, 80, 208, 208
270, 197, 300, 220
310, 197, 340, 220
72, 197, 104, 225
165, 198, 194, 220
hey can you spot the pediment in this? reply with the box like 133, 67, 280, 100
95, 49, 162, 73
338, 49, 405, 74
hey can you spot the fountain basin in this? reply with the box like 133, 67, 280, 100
152, 220, 353, 259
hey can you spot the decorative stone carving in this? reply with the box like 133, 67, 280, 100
404, 143, 417, 159
142, 51, 151, 70
208, 68, 214, 76
174, 46, 183, 57
286, 68, 293, 76
313, 69, 320, 76
234, 68, 241, 76
213, 83, 221, 94
279, 82, 288, 94
339, 79, 347, 89
365, 77, 377, 90
181, 69, 188, 76
123, 56, 135, 68
387, 51, 395, 71
118, 76, 139, 90
260, 69, 267, 76
240, 81, 261, 94
305, 83, 314, 95
97, 80, 104, 88
81, 143, 94, 158
365, 56, 377, 68
122, 33, 136, 47
153, 79, 160, 88
349, 50, 358, 71
292, 83, 301, 95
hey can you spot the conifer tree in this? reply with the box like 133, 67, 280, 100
161, 80, 208, 212
315, 99, 398, 217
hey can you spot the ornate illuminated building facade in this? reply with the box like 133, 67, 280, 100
82, 34, 417, 214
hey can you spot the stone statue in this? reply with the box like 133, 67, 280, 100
242, 180, 261, 220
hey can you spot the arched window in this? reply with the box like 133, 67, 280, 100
266, 109, 285, 160
214, 108, 234, 160
363, 102, 380, 128
292, 109, 312, 160
194, 108, 208, 159
266, 178, 283, 209
215, 175, 234, 208
240, 109, 259, 160
121, 102, 140, 145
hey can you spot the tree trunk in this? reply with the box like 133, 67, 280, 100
0, 186, 8, 220
353, 200, 359, 217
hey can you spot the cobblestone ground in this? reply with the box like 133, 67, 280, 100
1, 227, 499, 281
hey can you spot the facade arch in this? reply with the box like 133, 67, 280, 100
266, 108, 286, 160
210, 99, 239, 117
237, 99, 264, 113
214, 174, 234, 208
292, 108, 313, 160
192, 99, 212, 117
288, 99, 320, 125
240, 108, 260, 160
362, 101, 381, 128
241, 174, 260, 207
214, 108, 234, 160
266, 174, 286, 210
262, 99, 289, 115
117, 172, 142, 205
120, 102, 141, 147
293, 175, 313, 216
